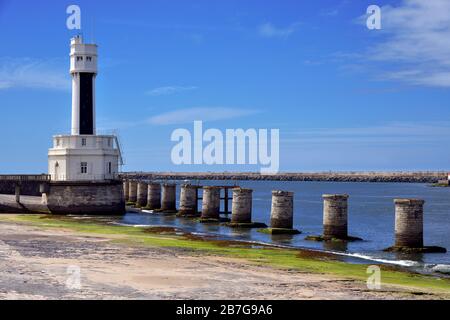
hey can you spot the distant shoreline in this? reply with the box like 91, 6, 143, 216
122, 172, 448, 184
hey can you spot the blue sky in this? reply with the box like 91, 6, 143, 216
1, 0, 450, 173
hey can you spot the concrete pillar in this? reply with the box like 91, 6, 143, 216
147, 183, 161, 210
136, 182, 148, 207
123, 180, 129, 202
231, 188, 253, 223
270, 191, 294, 229
201, 186, 221, 220
323, 194, 349, 239
178, 184, 198, 216
394, 199, 424, 248
224, 188, 230, 214
161, 183, 176, 211
15, 184, 20, 203
128, 181, 137, 203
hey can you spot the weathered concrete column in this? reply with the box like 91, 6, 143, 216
270, 191, 294, 229
136, 182, 148, 207
15, 184, 20, 203
201, 186, 221, 220
394, 199, 424, 248
161, 183, 177, 212
231, 188, 253, 223
178, 184, 198, 216
323, 194, 349, 239
123, 180, 129, 202
146, 183, 161, 210
128, 181, 137, 203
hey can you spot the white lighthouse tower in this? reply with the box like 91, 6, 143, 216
48, 35, 122, 181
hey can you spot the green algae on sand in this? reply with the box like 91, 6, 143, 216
1, 214, 450, 294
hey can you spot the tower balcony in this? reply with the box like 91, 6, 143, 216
50, 135, 118, 151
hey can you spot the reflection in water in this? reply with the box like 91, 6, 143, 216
270, 234, 297, 245
394, 252, 425, 264
228, 228, 252, 238
323, 240, 348, 252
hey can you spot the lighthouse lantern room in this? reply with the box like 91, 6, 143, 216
48, 36, 121, 181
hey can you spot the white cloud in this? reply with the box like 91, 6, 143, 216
0, 58, 70, 91
358, 0, 450, 87
258, 22, 299, 39
146, 86, 198, 96
148, 107, 259, 125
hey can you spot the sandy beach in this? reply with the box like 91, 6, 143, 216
0, 215, 449, 300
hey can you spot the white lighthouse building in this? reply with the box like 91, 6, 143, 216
48, 35, 122, 181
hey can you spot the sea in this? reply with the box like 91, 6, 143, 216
116, 180, 450, 273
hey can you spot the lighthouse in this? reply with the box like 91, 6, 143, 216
43, 36, 125, 215
70, 35, 97, 136
48, 35, 122, 182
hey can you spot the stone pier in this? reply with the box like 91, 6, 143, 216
227, 188, 266, 228
128, 181, 137, 204
160, 183, 177, 213
15, 184, 20, 203
200, 186, 221, 222
43, 180, 125, 215
261, 191, 299, 234
146, 183, 161, 210
323, 194, 349, 239
136, 182, 148, 208
305, 194, 361, 242
178, 184, 198, 217
384, 199, 446, 253
231, 188, 252, 223
395, 199, 424, 248
123, 180, 129, 202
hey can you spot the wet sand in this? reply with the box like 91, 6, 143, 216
0, 217, 446, 300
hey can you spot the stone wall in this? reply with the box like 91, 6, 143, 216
43, 180, 125, 215
0, 181, 42, 196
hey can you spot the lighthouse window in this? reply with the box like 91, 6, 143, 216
81, 138, 87, 146
108, 162, 112, 174
81, 162, 88, 174
87, 56, 92, 61
77, 56, 83, 61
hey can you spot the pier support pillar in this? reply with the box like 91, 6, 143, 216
123, 180, 129, 202
178, 184, 198, 217
161, 183, 177, 212
323, 194, 349, 239
394, 199, 424, 248
128, 181, 137, 203
383, 199, 446, 253
15, 183, 20, 203
270, 191, 294, 229
136, 182, 148, 208
200, 186, 221, 221
146, 183, 161, 210
259, 190, 299, 234
231, 188, 253, 223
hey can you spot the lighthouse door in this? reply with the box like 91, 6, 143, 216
54, 162, 60, 181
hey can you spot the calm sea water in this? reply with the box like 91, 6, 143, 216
120, 180, 450, 269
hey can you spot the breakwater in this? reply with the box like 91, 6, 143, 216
122, 171, 447, 183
